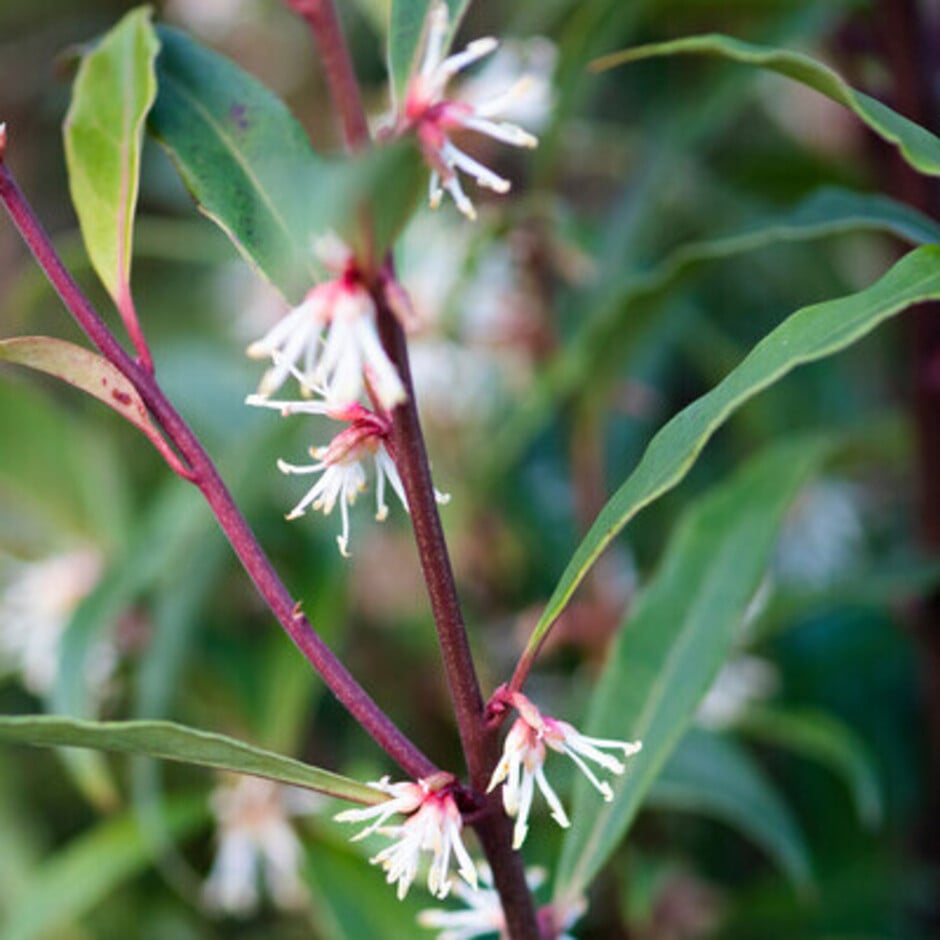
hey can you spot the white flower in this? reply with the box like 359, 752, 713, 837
202, 775, 322, 916
0, 549, 110, 697
696, 655, 778, 731
487, 691, 641, 849
246, 234, 405, 410
419, 866, 585, 940
402, 1, 539, 219
247, 397, 448, 556
336, 775, 478, 901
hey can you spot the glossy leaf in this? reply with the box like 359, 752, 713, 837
554, 436, 832, 902
0, 798, 205, 940
490, 187, 940, 476
0, 337, 161, 444
149, 25, 323, 300
388, 0, 471, 105
649, 729, 811, 889
739, 707, 882, 828
149, 28, 422, 301
524, 245, 940, 660
0, 715, 385, 805
593, 33, 940, 178
63, 6, 159, 305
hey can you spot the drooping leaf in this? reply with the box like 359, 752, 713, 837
388, 0, 471, 106
648, 729, 812, 889
0, 797, 205, 940
0, 715, 385, 805
738, 707, 882, 828
149, 27, 422, 301
63, 6, 159, 305
593, 33, 940, 178
523, 245, 940, 660
0, 337, 164, 447
554, 436, 832, 902
489, 188, 940, 477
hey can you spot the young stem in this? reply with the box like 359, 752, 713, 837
376, 292, 541, 940
285, 0, 371, 151
0, 158, 436, 784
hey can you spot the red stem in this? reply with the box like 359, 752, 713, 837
0, 158, 436, 784
285, 0, 371, 151
376, 286, 541, 940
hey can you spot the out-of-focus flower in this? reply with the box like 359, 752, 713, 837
696, 655, 779, 731
418, 866, 572, 940
246, 233, 405, 410
0, 549, 110, 697
488, 690, 641, 849
774, 479, 864, 589
203, 775, 322, 916
459, 38, 557, 133
336, 774, 478, 900
401, 1, 538, 219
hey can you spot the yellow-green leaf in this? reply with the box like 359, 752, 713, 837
63, 6, 159, 305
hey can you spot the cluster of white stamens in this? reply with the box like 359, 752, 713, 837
402, 2, 538, 219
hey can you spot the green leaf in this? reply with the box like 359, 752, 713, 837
489, 188, 940, 478
388, 0, 471, 105
0, 797, 205, 940
738, 707, 882, 829
649, 729, 812, 889
149, 25, 323, 300
149, 27, 423, 299
554, 436, 832, 902
0, 337, 164, 447
0, 715, 385, 805
524, 245, 940, 660
63, 6, 159, 305
593, 33, 940, 178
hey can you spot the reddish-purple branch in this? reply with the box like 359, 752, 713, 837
0, 158, 436, 784
285, 0, 371, 151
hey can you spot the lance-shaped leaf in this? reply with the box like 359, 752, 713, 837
388, 0, 472, 106
522, 245, 940, 661
149, 27, 422, 300
489, 187, 940, 477
0, 337, 183, 472
593, 33, 940, 178
648, 729, 811, 889
554, 435, 832, 903
63, 6, 158, 306
0, 715, 385, 805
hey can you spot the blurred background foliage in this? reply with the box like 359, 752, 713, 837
1, 0, 939, 937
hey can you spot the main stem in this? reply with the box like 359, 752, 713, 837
0, 161, 436, 784
287, 4, 540, 933
377, 299, 541, 940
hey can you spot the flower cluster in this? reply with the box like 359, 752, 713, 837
247, 233, 405, 411
244, 235, 449, 555
336, 775, 477, 901
202, 776, 323, 915
488, 690, 642, 850
400, 1, 538, 219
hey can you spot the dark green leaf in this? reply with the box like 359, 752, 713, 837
554, 436, 832, 902
593, 33, 940, 178
524, 246, 940, 659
